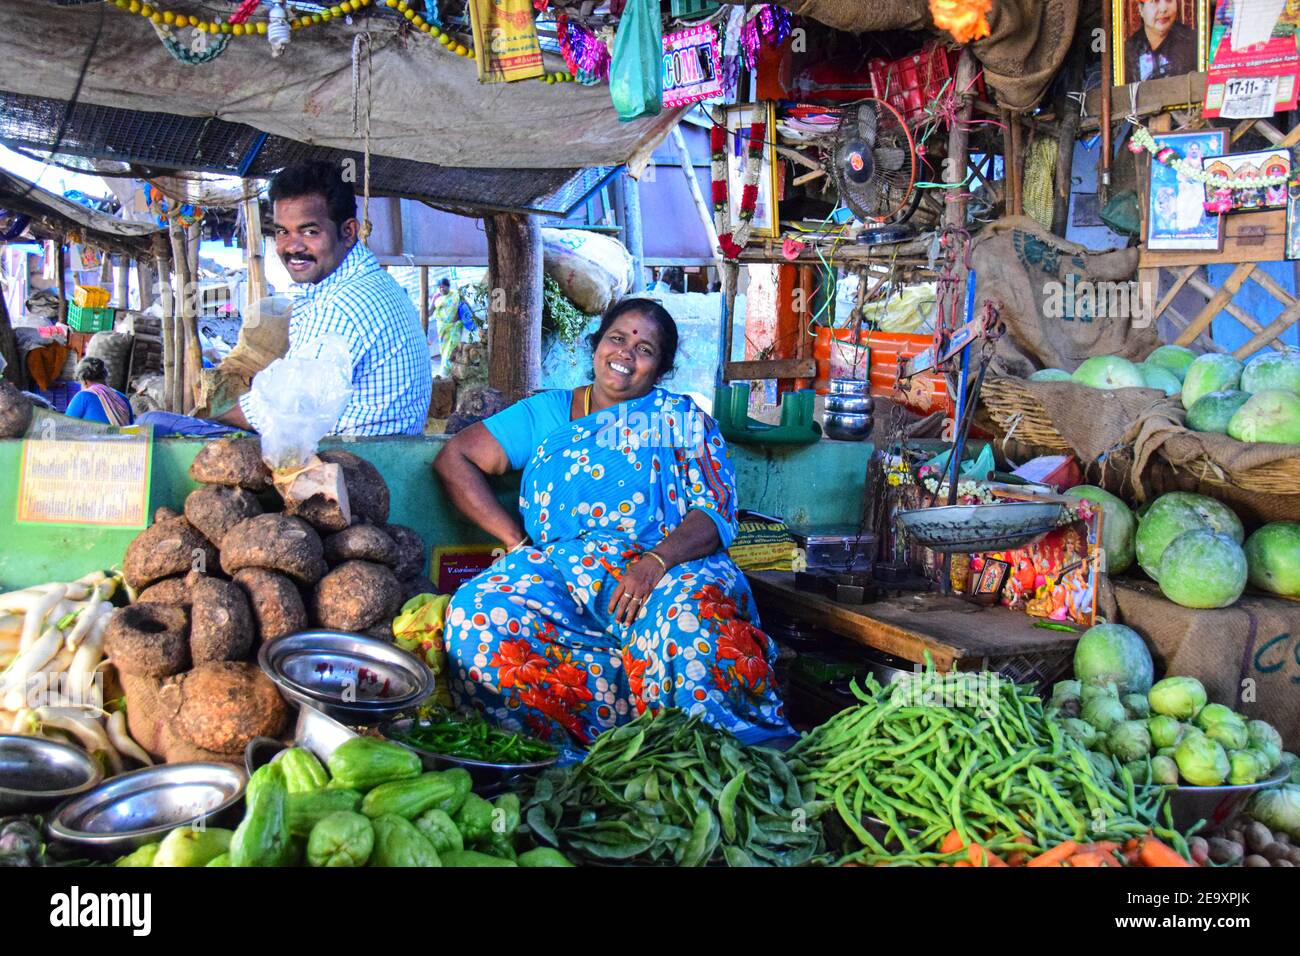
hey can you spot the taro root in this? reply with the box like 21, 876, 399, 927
397, 576, 438, 607
0, 381, 33, 439
159, 724, 246, 766
184, 485, 263, 549
220, 514, 327, 585
136, 575, 192, 607
323, 524, 399, 568
153, 506, 181, 523
104, 604, 191, 678
384, 524, 427, 580
319, 450, 390, 524
168, 661, 289, 755
312, 560, 402, 632
189, 577, 255, 664
363, 622, 395, 641
189, 435, 271, 491
122, 517, 219, 590
119, 673, 165, 757
233, 568, 308, 643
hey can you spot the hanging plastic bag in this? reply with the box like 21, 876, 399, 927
609, 0, 663, 122
246, 333, 353, 470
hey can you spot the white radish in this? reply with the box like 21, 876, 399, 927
0, 584, 62, 613
18, 585, 66, 652
0, 626, 63, 695
35, 708, 123, 775
0, 613, 21, 636
66, 623, 108, 706
106, 710, 152, 766
64, 596, 107, 651
9, 707, 34, 734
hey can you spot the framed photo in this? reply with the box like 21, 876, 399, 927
1285, 172, 1300, 260
1113, 0, 1209, 86
1146, 129, 1226, 250
1202, 148, 1291, 211
724, 102, 780, 239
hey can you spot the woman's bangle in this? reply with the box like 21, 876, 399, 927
508, 536, 530, 554
642, 550, 668, 575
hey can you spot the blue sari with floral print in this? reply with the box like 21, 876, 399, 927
444, 387, 790, 746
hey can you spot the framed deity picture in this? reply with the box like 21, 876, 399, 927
724, 102, 780, 239
1201, 148, 1291, 211
1146, 128, 1226, 250
1113, 0, 1210, 86
1285, 172, 1300, 260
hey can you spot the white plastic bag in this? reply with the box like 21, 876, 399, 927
246, 334, 353, 471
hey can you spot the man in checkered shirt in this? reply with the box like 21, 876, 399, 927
218, 161, 432, 436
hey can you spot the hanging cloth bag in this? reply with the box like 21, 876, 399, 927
609, 0, 663, 121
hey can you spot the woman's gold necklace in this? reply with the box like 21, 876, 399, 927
584, 385, 592, 417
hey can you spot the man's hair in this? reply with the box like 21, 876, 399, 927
439, 277, 451, 288
268, 161, 357, 233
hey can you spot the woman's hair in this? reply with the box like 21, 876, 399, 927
74, 357, 108, 384
587, 297, 679, 378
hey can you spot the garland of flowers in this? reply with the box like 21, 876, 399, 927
1127, 125, 1290, 189
557, 13, 610, 86
710, 109, 767, 260
929, 0, 993, 44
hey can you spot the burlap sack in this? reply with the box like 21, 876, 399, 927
1112, 581, 1300, 750
971, 218, 1153, 377
194, 295, 292, 418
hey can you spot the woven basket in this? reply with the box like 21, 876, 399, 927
979, 376, 1071, 453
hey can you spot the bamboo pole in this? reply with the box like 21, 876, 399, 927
135, 260, 154, 311
242, 197, 267, 311
671, 124, 722, 268
54, 242, 66, 325
167, 220, 187, 413
183, 221, 203, 413
158, 252, 176, 413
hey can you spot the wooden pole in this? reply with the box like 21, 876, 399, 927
167, 220, 187, 413
1100, 0, 1113, 202
612, 169, 646, 292
183, 221, 203, 413
54, 242, 66, 325
419, 265, 430, 335
671, 124, 723, 270
945, 50, 979, 231
112, 257, 130, 310
1051, 50, 1082, 236
0, 288, 23, 388
242, 197, 267, 311
484, 212, 542, 404
158, 250, 176, 413
136, 260, 154, 311
716, 259, 740, 388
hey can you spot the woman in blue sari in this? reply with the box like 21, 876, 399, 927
434, 299, 789, 747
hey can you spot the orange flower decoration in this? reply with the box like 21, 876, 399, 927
930, 0, 992, 44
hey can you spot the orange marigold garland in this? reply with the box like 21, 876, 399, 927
930, 0, 992, 44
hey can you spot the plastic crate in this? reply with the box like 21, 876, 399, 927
73, 285, 110, 308
670, 0, 720, 19
66, 304, 116, 334
868, 43, 963, 127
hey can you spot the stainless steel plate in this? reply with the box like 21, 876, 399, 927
379, 718, 558, 793
47, 762, 247, 853
0, 735, 103, 813
898, 501, 1065, 553
1162, 763, 1290, 834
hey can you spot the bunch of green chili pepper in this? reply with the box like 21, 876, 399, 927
393, 708, 556, 763
788, 656, 1183, 867
523, 708, 829, 867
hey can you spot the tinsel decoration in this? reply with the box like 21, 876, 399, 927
424, 0, 443, 27
711, 110, 767, 260
741, 4, 793, 71
229, 0, 262, 24
930, 0, 993, 44
558, 13, 610, 85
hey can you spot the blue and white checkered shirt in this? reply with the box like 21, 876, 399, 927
241, 242, 432, 436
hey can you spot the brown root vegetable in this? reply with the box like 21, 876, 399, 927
232, 568, 308, 644
363, 622, 395, 641
397, 576, 438, 608
312, 560, 402, 632
0, 381, 33, 438
184, 485, 263, 549
169, 661, 289, 755
1277, 832, 1292, 847
323, 524, 399, 568
122, 517, 219, 589
1207, 838, 1244, 866
1226, 828, 1245, 846
104, 604, 191, 678
220, 514, 327, 584
154, 506, 181, 523
319, 450, 389, 524
1275, 859, 1295, 867
189, 577, 255, 664
1244, 821, 1274, 855
1187, 836, 1210, 866
118, 672, 166, 758
384, 524, 427, 580
1288, 846, 1300, 866
159, 724, 246, 765
1243, 854, 1271, 867
136, 575, 192, 607
1261, 842, 1290, 862
189, 435, 271, 490
284, 490, 351, 534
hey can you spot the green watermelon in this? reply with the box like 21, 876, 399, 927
1073, 623, 1155, 695
1134, 492, 1244, 581
1146, 345, 1198, 382
1138, 363, 1182, 396
1064, 485, 1136, 574
1072, 355, 1146, 390
1240, 350, 1300, 396
1029, 368, 1072, 382
1244, 522, 1300, 598
1158, 530, 1248, 609
1227, 389, 1300, 444
1186, 389, 1251, 434
1182, 353, 1244, 410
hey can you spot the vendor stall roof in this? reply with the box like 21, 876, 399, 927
0, 166, 163, 259
0, 0, 679, 175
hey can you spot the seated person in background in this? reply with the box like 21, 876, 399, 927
433, 297, 792, 748
65, 357, 134, 426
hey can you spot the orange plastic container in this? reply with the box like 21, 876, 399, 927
813, 327, 953, 417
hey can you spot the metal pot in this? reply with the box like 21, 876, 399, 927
826, 394, 874, 415
1161, 764, 1290, 834
828, 377, 870, 397
0, 735, 103, 814
823, 410, 872, 442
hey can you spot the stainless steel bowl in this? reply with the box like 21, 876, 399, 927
823, 410, 873, 442
47, 762, 247, 855
828, 377, 871, 397
825, 394, 874, 415
1161, 764, 1290, 834
243, 704, 362, 776
378, 717, 558, 793
259, 630, 434, 725
0, 735, 103, 813
898, 501, 1065, 553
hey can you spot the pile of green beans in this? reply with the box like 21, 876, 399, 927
523, 709, 828, 867
789, 661, 1183, 866
394, 709, 556, 763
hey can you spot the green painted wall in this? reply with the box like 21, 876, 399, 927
0, 435, 876, 590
